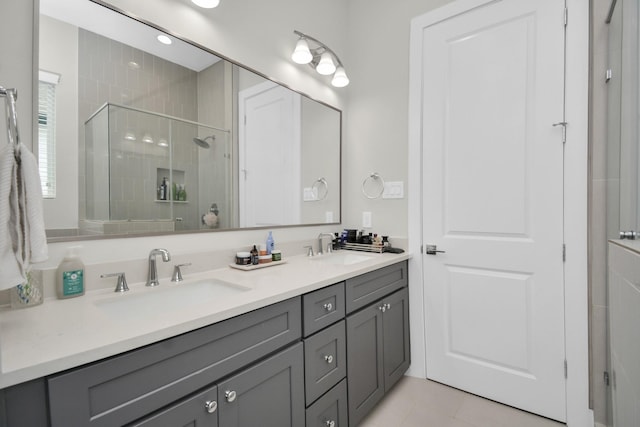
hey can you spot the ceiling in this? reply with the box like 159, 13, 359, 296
40, 0, 220, 72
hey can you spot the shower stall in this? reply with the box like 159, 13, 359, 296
82, 103, 232, 235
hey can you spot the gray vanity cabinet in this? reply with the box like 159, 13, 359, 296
346, 286, 410, 427
47, 297, 301, 427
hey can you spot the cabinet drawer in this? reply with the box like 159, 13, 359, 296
306, 379, 348, 427
304, 320, 347, 406
345, 261, 407, 313
303, 281, 345, 337
48, 297, 301, 427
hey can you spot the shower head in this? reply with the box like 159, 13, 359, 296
193, 135, 215, 148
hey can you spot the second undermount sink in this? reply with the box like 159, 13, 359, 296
95, 278, 250, 320
311, 252, 376, 266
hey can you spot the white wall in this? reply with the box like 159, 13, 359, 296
342, 0, 453, 236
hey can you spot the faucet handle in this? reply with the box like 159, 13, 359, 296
172, 263, 192, 282
304, 245, 315, 257
101, 272, 129, 293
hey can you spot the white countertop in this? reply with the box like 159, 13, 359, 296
0, 251, 410, 389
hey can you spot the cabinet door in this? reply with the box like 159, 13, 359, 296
346, 303, 384, 427
128, 385, 218, 427
382, 287, 410, 392
217, 342, 304, 427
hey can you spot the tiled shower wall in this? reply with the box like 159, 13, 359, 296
78, 29, 212, 231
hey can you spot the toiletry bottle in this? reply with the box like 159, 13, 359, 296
57, 246, 85, 299
172, 181, 177, 201
266, 231, 275, 255
250, 244, 259, 265
160, 177, 168, 200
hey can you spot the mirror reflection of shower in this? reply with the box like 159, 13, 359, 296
193, 135, 214, 149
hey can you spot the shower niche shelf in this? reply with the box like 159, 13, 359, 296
156, 168, 187, 201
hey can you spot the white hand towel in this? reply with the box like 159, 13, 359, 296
19, 143, 48, 263
0, 144, 24, 289
0, 143, 49, 290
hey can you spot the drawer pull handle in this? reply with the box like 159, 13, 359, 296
205, 400, 217, 413
225, 390, 237, 402
324, 354, 334, 364
326, 420, 336, 427
323, 302, 333, 311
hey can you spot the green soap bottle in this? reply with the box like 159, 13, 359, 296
56, 246, 85, 299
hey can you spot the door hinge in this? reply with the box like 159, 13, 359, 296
606, 69, 613, 83
562, 244, 566, 262
564, 7, 568, 27
604, 371, 610, 386
564, 360, 568, 378
420, 244, 423, 254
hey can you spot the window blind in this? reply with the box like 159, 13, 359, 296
38, 80, 56, 198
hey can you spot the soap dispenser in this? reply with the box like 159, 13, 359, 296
56, 246, 85, 299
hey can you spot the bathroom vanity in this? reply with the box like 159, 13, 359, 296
0, 255, 409, 427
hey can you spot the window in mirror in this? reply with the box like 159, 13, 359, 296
38, 74, 59, 199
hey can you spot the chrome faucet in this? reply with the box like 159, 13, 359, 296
317, 233, 335, 255
146, 248, 171, 287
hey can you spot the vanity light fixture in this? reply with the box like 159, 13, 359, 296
157, 139, 169, 148
291, 30, 349, 87
191, 0, 220, 8
124, 132, 136, 141
157, 34, 172, 45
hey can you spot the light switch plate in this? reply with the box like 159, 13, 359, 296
325, 211, 334, 223
362, 211, 372, 228
303, 187, 317, 201
382, 181, 404, 199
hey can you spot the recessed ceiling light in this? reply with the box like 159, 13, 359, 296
127, 61, 140, 70
157, 34, 172, 45
191, 0, 220, 8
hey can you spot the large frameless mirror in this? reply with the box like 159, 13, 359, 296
39, 0, 341, 241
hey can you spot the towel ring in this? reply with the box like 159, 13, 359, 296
362, 172, 385, 199
311, 177, 329, 201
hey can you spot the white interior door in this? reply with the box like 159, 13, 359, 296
419, 0, 567, 421
238, 81, 301, 227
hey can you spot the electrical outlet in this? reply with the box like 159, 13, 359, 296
362, 211, 372, 228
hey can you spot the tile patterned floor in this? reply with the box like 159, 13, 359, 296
359, 376, 566, 427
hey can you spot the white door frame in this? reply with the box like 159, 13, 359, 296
407, 0, 592, 425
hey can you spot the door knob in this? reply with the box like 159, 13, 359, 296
225, 390, 237, 402
323, 302, 333, 311
425, 245, 445, 255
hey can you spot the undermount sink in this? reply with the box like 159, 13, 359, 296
311, 252, 375, 266
95, 278, 250, 320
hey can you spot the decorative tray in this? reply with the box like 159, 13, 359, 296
229, 260, 287, 271
342, 243, 385, 253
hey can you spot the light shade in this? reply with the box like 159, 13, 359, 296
157, 34, 172, 45
331, 66, 349, 87
191, 0, 220, 8
291, 39, 313, 64
316, 52, 336, 75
